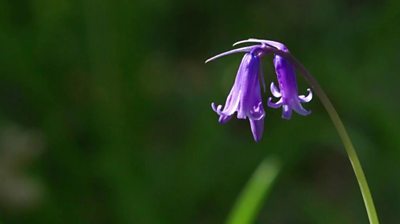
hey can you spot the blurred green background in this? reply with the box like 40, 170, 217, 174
0, 0, 399, 223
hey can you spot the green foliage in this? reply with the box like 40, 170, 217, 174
0, 0, 399, 223
226, 157, 280, 224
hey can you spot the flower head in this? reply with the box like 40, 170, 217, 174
208, 47, 266, 142
268, 54, 312, 119
206, 38, 313, 141
233, 39, 313, 120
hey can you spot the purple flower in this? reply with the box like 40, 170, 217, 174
206, 38, 313, 141
233, 39, 313, 119
207, 47, 266, 142
268, 54, 312, 119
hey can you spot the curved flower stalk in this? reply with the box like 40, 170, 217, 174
206, 38, 379, 224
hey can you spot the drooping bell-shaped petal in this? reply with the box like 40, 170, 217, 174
267, 46, 312, 119
211, 50, 265, 141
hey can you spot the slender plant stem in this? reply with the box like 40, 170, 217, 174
276, 51, 379, 224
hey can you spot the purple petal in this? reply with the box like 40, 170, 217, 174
211, 54, 253, 117
249, 118, 264, 142
235, 54, 260, 119
259, 65, 266, 92
218, 115, 232, 124
282, 105, 293, 120
273, 55, 299, 97
291, 103, 311, 116
210, 49, 267, 141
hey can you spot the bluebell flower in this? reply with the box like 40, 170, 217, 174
233, 39, 313, 120
206, 38, 313, 141
206, 47, 267, 142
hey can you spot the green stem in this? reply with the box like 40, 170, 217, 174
283, 53, 379, 224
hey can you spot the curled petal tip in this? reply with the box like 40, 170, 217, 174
267, 97, 282, 109
270, 82, 281, 98
211, 102, 222, 114
293, 104, 312, 116
299, 88, 313, 103
211, 102, 216, 110
299, 108, 312, 116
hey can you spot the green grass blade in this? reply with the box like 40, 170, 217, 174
226, 157, 280, 224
